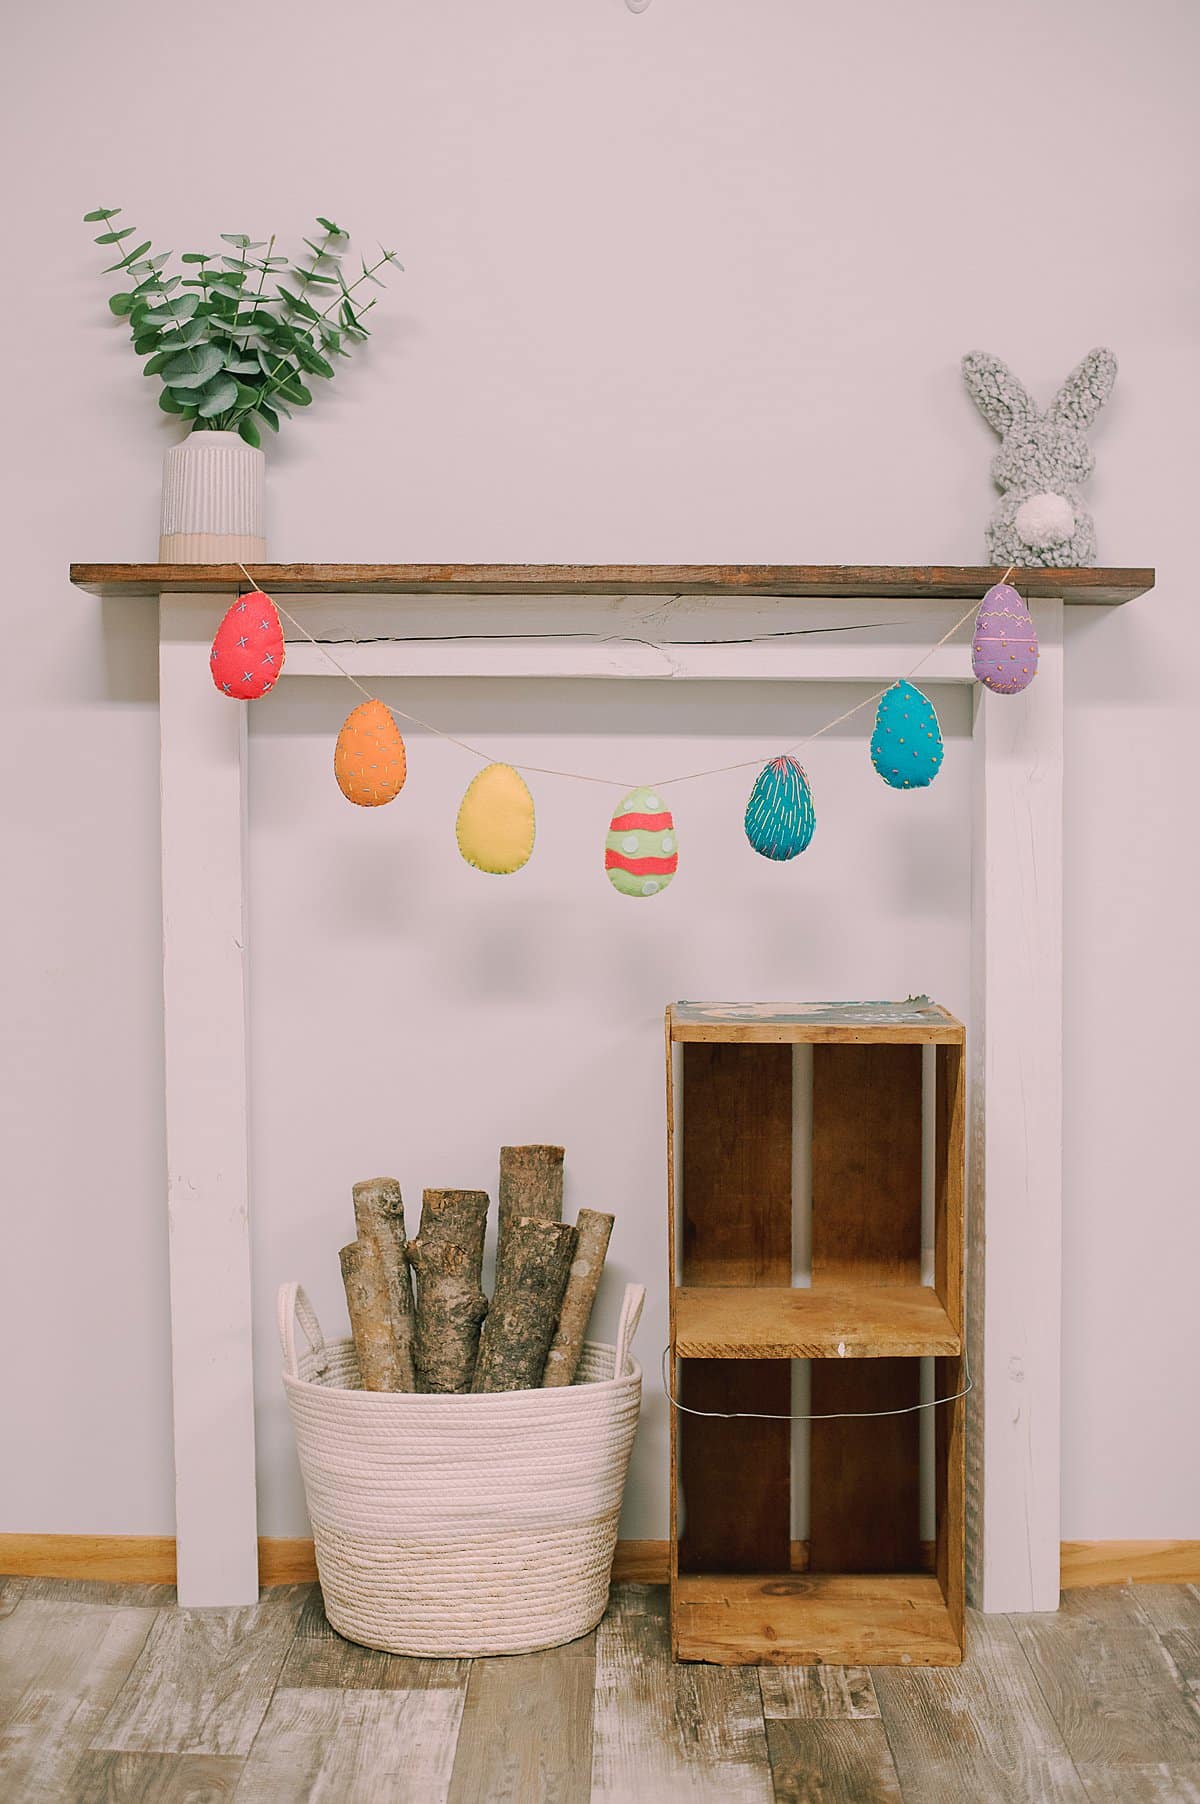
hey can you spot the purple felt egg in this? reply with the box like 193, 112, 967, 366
972, 583, 1038, 695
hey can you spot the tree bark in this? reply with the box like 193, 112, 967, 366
472, 1216, 578, 1393
497, 1145, 564, 1274
407, 1237, 488, 1393
541, 1208, 615, 1387
352, 1176, 416, 1391
417, 1189, 489, 1272
339, 1238, 407, 1391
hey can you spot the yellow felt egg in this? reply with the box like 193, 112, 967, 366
456, 763, 535, 874
334, 699, 407, 806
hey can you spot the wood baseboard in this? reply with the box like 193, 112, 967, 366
1059, 1540, 1200, 1589
0, 1535, 179, 1585
4, 1534, 1198, 1593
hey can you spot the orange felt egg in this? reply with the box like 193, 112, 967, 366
334, 699, 408, 806
210, 592, 285, 699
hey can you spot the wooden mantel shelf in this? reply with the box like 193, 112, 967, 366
71, 562, 1155, 604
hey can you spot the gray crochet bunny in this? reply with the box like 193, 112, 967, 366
962, 347, 1117, 567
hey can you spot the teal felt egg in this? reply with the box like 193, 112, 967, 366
744, 756, 816, 860
870, 681, 944, 789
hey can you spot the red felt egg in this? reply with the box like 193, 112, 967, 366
210, 591, 285, 699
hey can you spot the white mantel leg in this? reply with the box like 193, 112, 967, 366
969, 597, 1064, 1612
159, 592, 259, 1606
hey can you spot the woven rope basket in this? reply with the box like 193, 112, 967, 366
279, 1279, 644, 1657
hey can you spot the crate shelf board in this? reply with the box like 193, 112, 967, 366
70, 562, 1154, 601
672, 1571, 963, 1666
674, 1284, 962, 1359
668, 999, 965, 1045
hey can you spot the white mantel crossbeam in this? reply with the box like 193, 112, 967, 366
156, 583, 1064, 1612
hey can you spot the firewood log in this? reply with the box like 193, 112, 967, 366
541, 1208, 615, 1387
417, 1189, 489, 1271
472, 1216, 578, 1393
339, 1239, 407, 1391
407, 1237, 488, 1393
352, 1176, 416, 1391
497, 1145, 564, 1273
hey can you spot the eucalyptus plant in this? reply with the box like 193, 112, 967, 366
84, 209, 402, 446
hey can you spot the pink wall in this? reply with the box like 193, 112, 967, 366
1, 0, 1196, 1538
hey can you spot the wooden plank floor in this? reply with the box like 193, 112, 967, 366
2, 1579, 1200, 1801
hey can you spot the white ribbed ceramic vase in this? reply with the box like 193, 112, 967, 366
159, 430, 266, 563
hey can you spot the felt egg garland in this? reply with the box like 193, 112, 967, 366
334, 699, 407, 807
605, 787, 677, 897
870, 681, 944, 789
210, 591, 285, 699
200, 576, 1049, 888
456, 763, 535, 874
744, 756, 816, 860
972, 582, 1038, 694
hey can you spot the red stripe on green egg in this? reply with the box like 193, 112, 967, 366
605, 786, 677, 897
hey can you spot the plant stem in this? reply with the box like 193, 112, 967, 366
253, 251, 392, 416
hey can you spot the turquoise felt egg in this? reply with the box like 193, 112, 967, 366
744, 756, 816, 860
870, 681, 944, 789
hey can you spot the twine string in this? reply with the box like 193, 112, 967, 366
237, 562, 1015, 794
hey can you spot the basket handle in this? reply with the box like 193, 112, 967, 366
615, 1282, 646, 1376
278, 1282, 329, 1380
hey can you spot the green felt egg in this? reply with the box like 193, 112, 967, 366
605, 786, 678, 898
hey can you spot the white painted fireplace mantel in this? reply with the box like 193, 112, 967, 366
73, 561, 1154, 1611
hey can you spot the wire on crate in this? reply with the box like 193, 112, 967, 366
659, 1342, 973, 1422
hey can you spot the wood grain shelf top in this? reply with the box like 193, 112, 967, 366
69, 562, 1155, 603
668, 998, 964, 1045
674, 1284, 962, 1358
673, 1572, 962, 1666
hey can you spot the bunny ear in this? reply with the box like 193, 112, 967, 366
1047, 347, 1117, 430
961, 350, 1039, 437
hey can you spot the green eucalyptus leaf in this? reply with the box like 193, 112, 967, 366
278, 286, 321, 322
144, 292, 200, 323
238, 418, 261, 448
180, 252, 210, 264
155, 320, 207, 350
143, 351, 171, 376
315, 217, 344, 235
159, 388, 186, 413
84, 207, 120, 222
108, 292, 135, 316
275, 375, 313, 407
296, 345, 335, 380
104, 239, 152, 271
132, 333, 162, 354
257, 400, 280, 431
220, 233, 251, 247
196, 374, 239, 418
94, 227, 134, 244
162, 345, 224, 388
223, 360, 261, 374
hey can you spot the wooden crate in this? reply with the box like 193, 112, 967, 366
666, 999, 966, 1666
